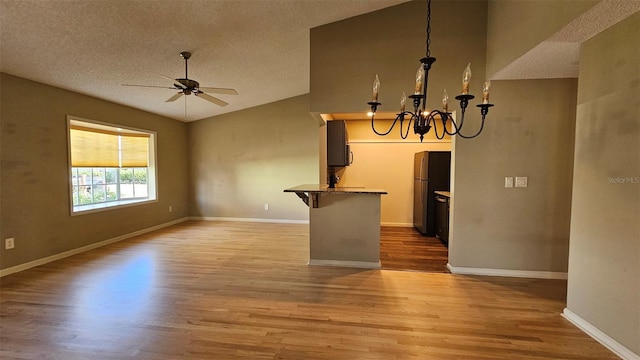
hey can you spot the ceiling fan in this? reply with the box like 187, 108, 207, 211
123, 51, 238, 108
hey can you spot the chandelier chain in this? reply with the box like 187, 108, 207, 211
425, 0, 432, 58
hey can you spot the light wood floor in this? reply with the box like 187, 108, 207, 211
380, 226, 449, 272
0, 221, 617, 359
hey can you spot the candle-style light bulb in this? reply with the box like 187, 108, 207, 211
461, 63, 472, 95
372, 75, 380, 102
414, 65, 425, 95
442, 89, 449, 112
400, 91, 406, 112
482, 80, 491, 104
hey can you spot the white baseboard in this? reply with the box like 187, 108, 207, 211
0, 217, 189, 278
190, 216, 309, 224
308, 259, 381, 269
192, 217, 406, 227
563, 308, 639, 360
447, 263, 568, 279
380, 222, 413, 227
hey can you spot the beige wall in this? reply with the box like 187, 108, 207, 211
567, 13, 639, 355
188, 94, 318, 221
486, 0, 598, 77
449, 79, 577, 273
0, 73, 189, 270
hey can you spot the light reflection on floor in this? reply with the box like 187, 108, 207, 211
68, 252, 158, 352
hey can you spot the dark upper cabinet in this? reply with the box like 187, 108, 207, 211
327, 120, 351, 167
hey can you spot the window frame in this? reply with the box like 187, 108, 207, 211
67, 116, 158, 215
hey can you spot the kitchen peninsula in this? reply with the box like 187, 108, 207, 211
284, 184, 387, 269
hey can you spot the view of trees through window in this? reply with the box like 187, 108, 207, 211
71, 167, 148, 206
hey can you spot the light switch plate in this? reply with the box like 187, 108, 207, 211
515, 176, 528, 188
505, 177, 514, 188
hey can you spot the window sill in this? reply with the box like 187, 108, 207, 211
72, 198, 157, 216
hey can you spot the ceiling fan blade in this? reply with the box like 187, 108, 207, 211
198, 87, 238, 95
160, 74, 185, 89
166, 92, 184, 102
195, 92, 228, 107
122, 84, 174, 89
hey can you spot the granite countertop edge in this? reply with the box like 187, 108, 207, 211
284, 184, 387, 195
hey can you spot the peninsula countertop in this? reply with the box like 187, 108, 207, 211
283, 184, 385, 269
284, 184, 387, 195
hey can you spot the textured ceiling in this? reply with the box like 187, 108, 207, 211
2, 1, 638, 122
491, 0, 640, 80
0, 0, 409, 122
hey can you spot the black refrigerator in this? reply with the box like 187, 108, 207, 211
413, 151, 451, 236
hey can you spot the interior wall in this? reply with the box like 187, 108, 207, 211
486, 0, 598, 77
449, 79, 577, 273
188, 94, 318, 221
566, 12, 639, 356
336, 120, 450, 226
0, 73, 189, 270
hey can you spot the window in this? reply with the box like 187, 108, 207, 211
68, 117, 157, 214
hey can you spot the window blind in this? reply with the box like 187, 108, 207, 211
120, 134, 149, 167
70, 125, 149, 167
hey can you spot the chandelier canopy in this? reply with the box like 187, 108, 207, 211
367, 0, 494, 142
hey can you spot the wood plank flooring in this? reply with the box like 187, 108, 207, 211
0, 221, 618, 359
380, 226, 449, 272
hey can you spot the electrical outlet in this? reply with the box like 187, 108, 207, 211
169, 205, 173, 213
505, 177, 514, 188
264, 204, 269, 211
5, 238, 15, 250
515, 176, 528, 188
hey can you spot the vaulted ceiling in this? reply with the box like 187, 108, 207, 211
2, 1, 637, 122
0, 0, 409, 122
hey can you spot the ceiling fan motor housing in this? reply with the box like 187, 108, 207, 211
176, 78, 200, 93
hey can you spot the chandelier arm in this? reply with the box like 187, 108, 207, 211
371, 112, 404, 136
457, 102, 467, 130
455, 117, 486, 139
443, 117, 458, 136
444, 113, 461, 136
454, 94, 474, 131
371, 114, 395, 136
428, 110, 449, 140
401, 113, 414, 139
456, 104, 493, 139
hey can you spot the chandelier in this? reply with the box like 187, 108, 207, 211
367, 0, 494, 142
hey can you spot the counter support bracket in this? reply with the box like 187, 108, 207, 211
293, 191, 318, 208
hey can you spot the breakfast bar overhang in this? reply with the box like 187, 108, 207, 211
284, 184, 387, 269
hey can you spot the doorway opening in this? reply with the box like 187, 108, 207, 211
380, 227, 449, 272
